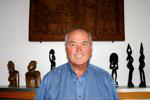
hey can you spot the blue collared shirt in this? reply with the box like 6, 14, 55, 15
35, 63, 118, 100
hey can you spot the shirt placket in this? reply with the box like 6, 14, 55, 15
76, 76, 85, 100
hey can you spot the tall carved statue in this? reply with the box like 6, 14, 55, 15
126, 44, 134, 88
109, 53, 119, 87
139, 43, 146, 87
7, 61, 19, 87
49, 49, 56, 70
26, 60, 41, 88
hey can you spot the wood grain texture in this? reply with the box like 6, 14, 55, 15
29, 0, 125, 41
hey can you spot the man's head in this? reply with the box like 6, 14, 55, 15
65, 29, 93, 67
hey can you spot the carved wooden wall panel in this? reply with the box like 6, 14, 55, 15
29, 0, 124, 41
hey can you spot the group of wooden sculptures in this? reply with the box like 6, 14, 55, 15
7, 49, 56, 88
7, 43, 146, 88
7, 60, 41, 88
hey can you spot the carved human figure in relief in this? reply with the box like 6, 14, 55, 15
109, 53, 119, 87
126, 44, 134, 88
7, 61, 19, 87
26, 60, 41, 88
49, 49, 56, 70
139, 43, 146, 87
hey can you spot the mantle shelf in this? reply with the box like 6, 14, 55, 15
117, 86, 150, 99
117, 86, 150, 92
0, 86, 150, 99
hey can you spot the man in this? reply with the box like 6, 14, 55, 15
35, 29, 118, 100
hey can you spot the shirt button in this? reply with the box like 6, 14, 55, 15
79, 96, 81, 98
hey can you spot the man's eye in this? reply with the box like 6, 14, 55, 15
70, 43, 76, 46
82, 42, 88, 46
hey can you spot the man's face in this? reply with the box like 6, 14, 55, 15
66, 29, 92, 67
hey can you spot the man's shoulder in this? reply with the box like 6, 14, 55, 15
42, 63, 69, 83
43, 63, 68, 77
89, 64, 110, 75
51, 63, 69, 73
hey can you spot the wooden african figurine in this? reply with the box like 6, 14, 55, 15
49, 49, 56, 70
110, 53, 119, 87
139, 43, 146, 87
26, 60, 41, 88
7, 61, 19, 87
126, 44, 134, 88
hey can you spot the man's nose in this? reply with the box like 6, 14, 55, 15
76, 45, 82, 52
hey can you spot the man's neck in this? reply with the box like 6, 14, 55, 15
71, 63, 88, 79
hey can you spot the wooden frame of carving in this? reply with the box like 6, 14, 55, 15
29, 0, 124, 41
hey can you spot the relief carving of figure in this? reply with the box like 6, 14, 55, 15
126, 44, 134, 88
110, 53, 119, 87
7, 61, 19, 87
139, 43, 146, 87
26, 60, 41, 88
49, 49, 56, 70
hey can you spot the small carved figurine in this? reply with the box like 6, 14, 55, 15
109, 53, 119, 87
26, 60, 41, 88
139, 43, 146, 87
49, 49, 56, 70
7, 61, 19, 87
126, 44, 134, 88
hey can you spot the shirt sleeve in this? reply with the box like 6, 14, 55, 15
34, 72, 52, 100
105, 72, 119, 100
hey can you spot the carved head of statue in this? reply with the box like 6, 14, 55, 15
110, 53, 118, 69
28, 60, 37, 72
140, 43, 144, 54
127, 44, 132, 55
49, 49, 55, 55
7, 61, 15, 72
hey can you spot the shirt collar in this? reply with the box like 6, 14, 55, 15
67, 62, 89, 80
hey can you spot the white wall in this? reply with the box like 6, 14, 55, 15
0, 0, 150, 87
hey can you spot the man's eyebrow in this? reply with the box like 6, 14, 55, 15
82, 41, 88, 43
69, 41, 76, 43
68, 41, 76, 44
82, 41, 90, 44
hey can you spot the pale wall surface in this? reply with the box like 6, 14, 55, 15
0, 0, 150, 86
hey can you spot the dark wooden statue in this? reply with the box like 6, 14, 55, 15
126, 44, 134, 88
49, 49, 56, 70
109, 53, 119, 87
7, 61, 19, 87
139, 43, 146, 87
26, 60, 41, 88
